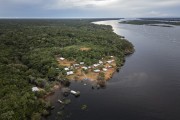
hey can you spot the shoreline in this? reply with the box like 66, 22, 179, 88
43, 84, 62, 100
43, 19, 134, 118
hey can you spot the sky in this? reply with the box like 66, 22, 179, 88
0, 0, 180, 18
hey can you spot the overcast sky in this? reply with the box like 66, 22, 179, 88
0, 0, 180, 18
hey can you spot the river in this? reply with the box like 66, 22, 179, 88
47, 20, 180, 120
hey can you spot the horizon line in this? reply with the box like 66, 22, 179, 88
0, 17, 180, 19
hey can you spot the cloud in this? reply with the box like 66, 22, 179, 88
44, 0, 117, 9
148, 11, 168, 17
0, 0, 43, 5
0, 0, 180, 17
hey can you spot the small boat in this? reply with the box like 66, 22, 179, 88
58, 99, 64, 104
70, 90, 80, 97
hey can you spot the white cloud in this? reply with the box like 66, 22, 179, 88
42, 0, 180, 17
0, 0, 180, 17
148, 11, 168, 17
109, 0, 180, 10
130, 11, 169, 18
44, 0, 118, 9
1, 0, 180, 10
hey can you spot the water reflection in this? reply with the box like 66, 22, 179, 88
120, 72, 148, 87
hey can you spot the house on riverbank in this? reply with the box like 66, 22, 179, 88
32, 87, 40, 92
94, 69, 100, 73
67, 71, 74, 76
59, 57, 65, 61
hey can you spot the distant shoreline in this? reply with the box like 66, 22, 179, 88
119, 19, 180, 26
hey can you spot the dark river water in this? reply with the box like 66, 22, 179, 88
47, 20, 180, 120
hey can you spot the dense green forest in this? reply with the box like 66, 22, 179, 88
0, 19, 134, 119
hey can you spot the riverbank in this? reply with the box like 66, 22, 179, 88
119, 19, 180, 26
42, 19, 135, 120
